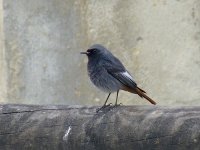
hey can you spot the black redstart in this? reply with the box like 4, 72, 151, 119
81, 44, 156, 112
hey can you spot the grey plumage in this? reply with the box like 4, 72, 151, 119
81, 44, 156, 111
87, 44, 126, 93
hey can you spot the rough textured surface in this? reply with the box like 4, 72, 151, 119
0, 1, 200, 105
0, 104, 200, 150
0, 0, 7, 102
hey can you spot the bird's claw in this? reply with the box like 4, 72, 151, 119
114, 103, 123, 107
96, 103, 113, 113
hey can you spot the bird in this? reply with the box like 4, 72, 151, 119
81, 44, 156, 112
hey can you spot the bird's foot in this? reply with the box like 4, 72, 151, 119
96, 103, 112, 113
114, 103, 123, 107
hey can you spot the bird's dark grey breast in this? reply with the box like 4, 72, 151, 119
87, 58, 122, 93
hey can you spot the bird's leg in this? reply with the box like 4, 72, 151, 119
104, 93, 111, 106
96, 93, 112, 112
114, 90, 122, 106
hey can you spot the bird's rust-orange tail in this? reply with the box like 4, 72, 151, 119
122, 86, 156, 105
135, 87, 156, 105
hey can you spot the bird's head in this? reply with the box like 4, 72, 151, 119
81, 44, 110, 59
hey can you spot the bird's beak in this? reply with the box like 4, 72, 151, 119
80, 52, 88, 55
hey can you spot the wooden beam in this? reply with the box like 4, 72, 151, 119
0, 104, 200, 150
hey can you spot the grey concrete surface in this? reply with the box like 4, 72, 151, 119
0, 0, 200, 105
0, 0, 7, 103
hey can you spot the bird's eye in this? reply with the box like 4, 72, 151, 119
87, 49, 96, 53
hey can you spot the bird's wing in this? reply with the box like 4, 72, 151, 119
107, 68, 137, 88
103, 55, 153, 103
102, 55, 137, 88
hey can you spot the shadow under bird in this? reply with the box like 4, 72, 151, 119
81, 44, 156, 112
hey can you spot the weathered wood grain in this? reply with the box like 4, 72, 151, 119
0, 104, 200, 150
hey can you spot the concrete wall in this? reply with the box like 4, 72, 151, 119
0, 0, 200, 105
0, 0, 7, 103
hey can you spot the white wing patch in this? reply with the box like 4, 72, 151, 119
122, 71, 134, 80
